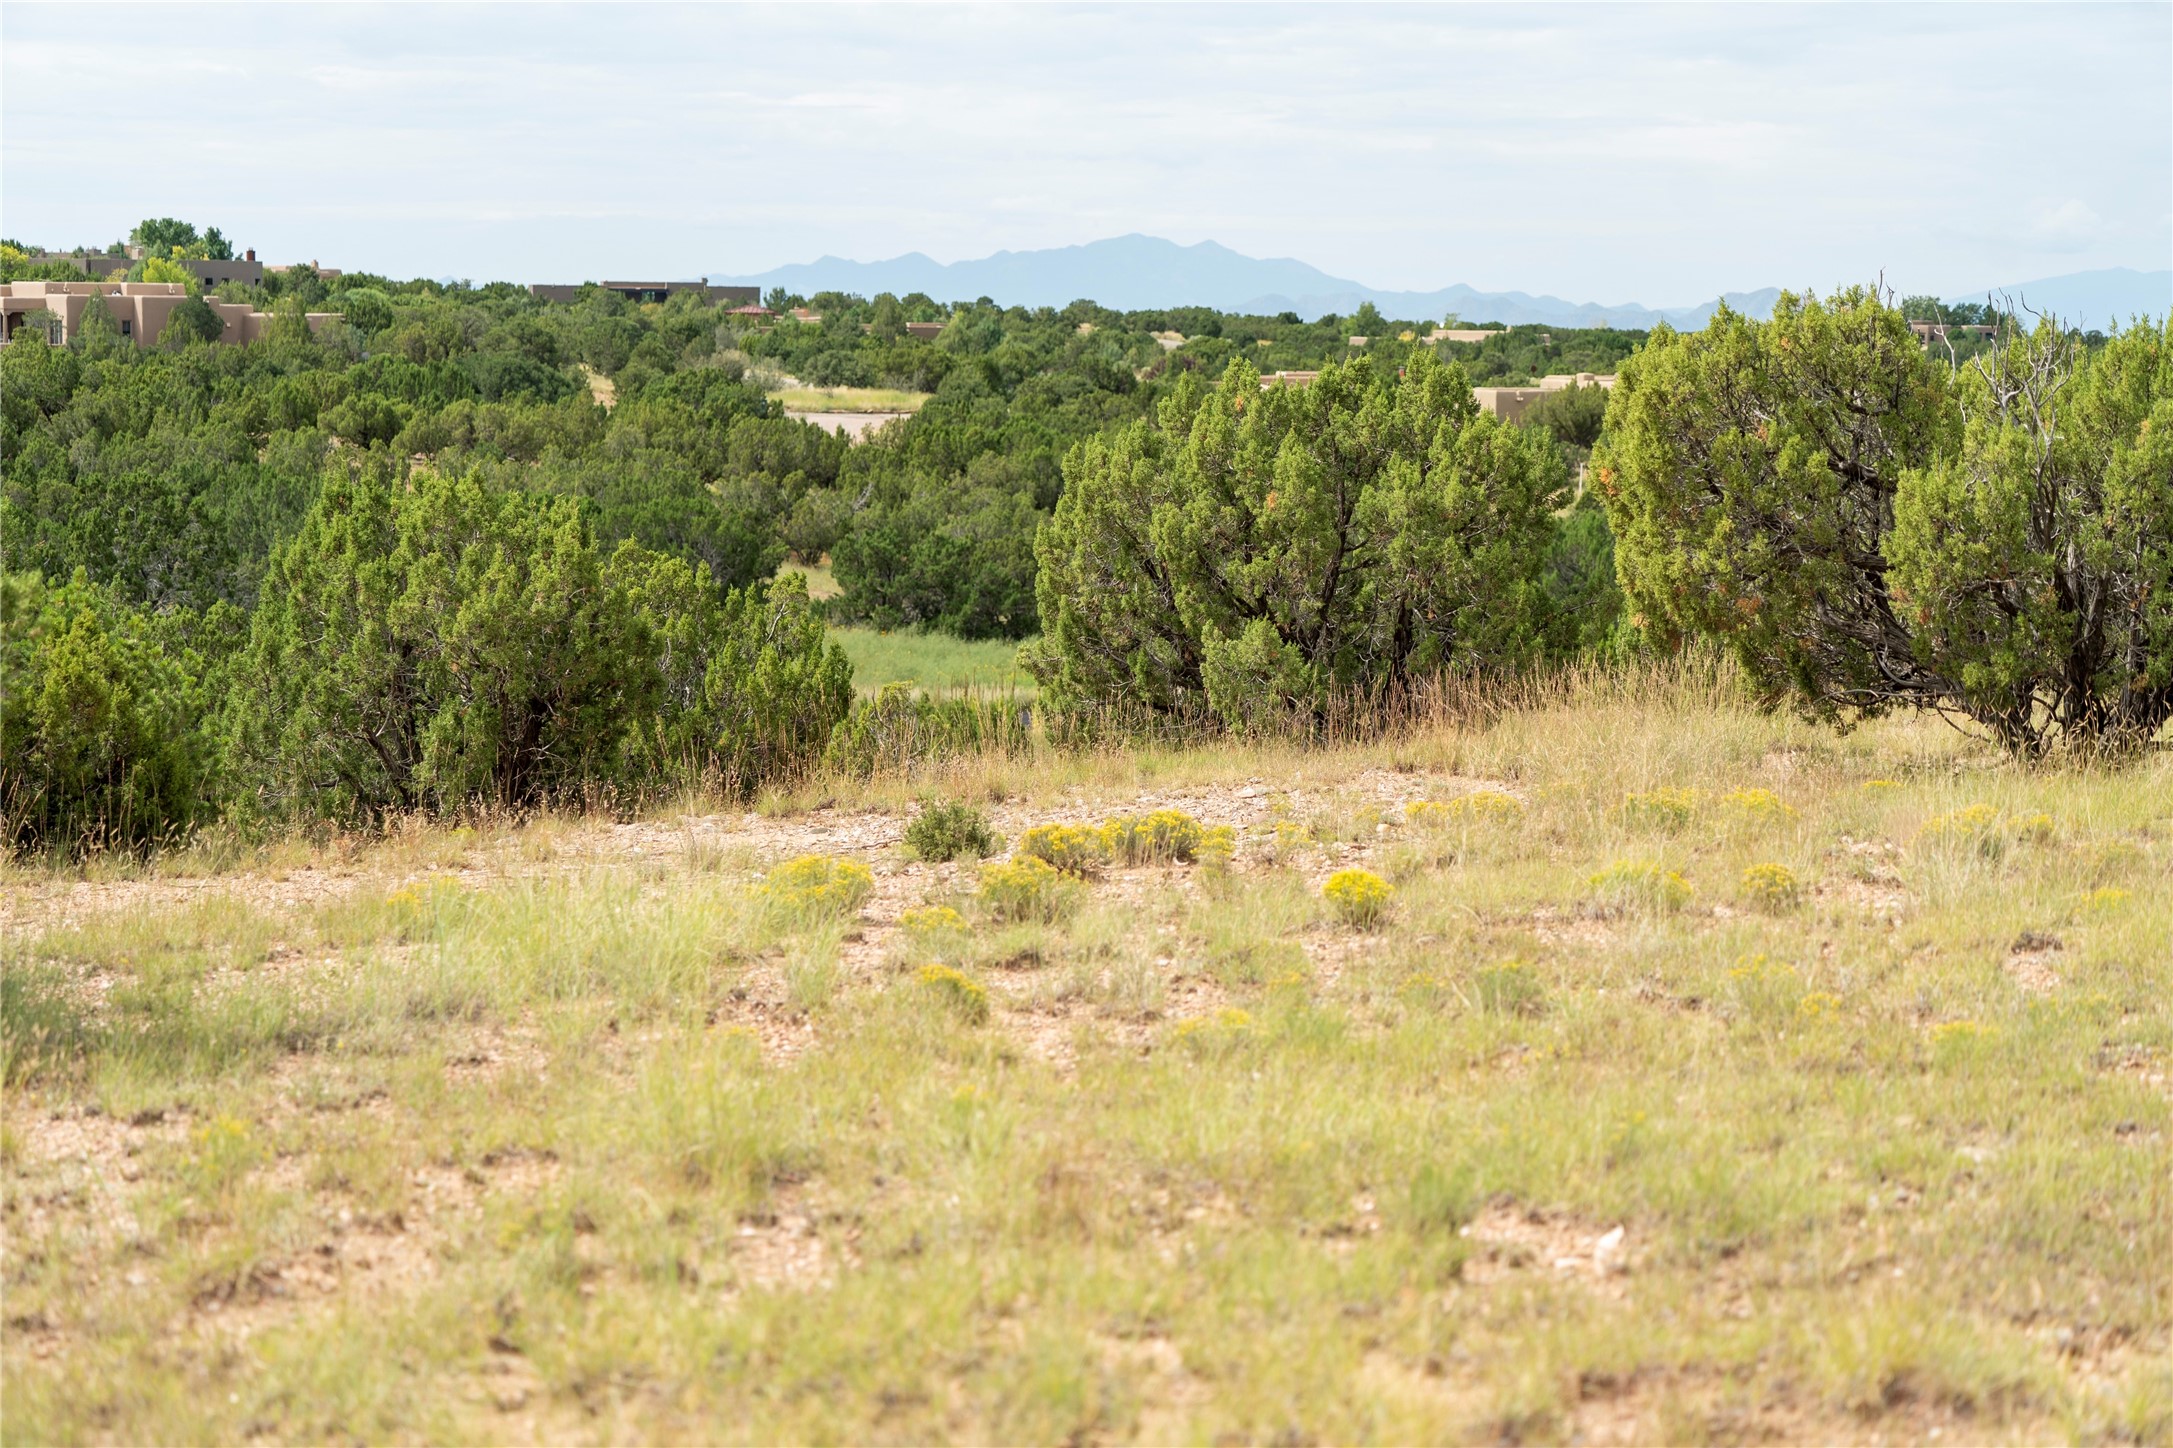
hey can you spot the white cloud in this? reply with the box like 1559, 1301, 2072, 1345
2028, 198, 2104, 249
1, 2, 2164, 300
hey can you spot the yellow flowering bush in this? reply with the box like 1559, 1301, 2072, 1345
1718, 787, 1796, 822
761, 855, 875, 919
978, 856, 1080, 922
189, 1113, 259, 1195
1197, 824, 1238, 871
1739, 862, 1802, 911
1170, 1007, 1255, 1054
1918, 804, 2000, 843
1406, 790, 1524, 827
899, 905, 968, 937
1795, 991, 1842, 1023
2010, 811, 2055, 843
2079, 886, 2132, 914
1100, 809, 1205, 864
1917, 805, 2053, 858
915, 963, 990, 1024
1015, 823, 1109, 876
1619, 788, 1699, 830
1590, 859, 1693, 911
1267, 820, 1314, 861
1322, 868, 1392, 927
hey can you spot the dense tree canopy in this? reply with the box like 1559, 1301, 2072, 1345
1027, 351, 1571, 725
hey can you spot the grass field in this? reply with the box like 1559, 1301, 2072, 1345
768, 386, 930, 414
833, 625, 1037, 696
775, 559, 843, 602
3, 668, 2168, 1444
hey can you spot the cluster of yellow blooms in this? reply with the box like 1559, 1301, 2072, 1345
977, 856, 1076, 922
1322, 867, 1393, 927
898, 905, 968, 936
1928, 1019, 1996, 1064
915, 964, 989, 1024
760, 855, 874, 917
1618, 787, 1700, 829
1738, 861, 1802, 910
1014, 823, 1111, 875
1917, 804, 2056, 854
1717, 787, 1797, 821
1170, 1007, 1255, 1051
1590, 859, 1694, 910
1015, 810, 1228, 873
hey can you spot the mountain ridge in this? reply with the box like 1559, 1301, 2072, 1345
710, 235, 2170, 330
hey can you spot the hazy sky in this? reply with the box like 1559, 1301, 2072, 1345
4, 3, 2166, 305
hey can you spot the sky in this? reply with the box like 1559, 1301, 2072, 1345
3, 2, 2167, 307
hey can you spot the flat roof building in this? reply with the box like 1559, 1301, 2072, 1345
1472, 372, 1615, 424
187, 251, 265, 289
20, 248, 273, 291
528, 281, 758, 306
0, 280, 335, 350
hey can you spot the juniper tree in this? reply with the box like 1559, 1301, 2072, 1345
1026, 350, 1566, 726
1596, 288, 2171, 753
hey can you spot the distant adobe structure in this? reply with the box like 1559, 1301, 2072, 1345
529, 281, 759, 305
0, 280, 335, 349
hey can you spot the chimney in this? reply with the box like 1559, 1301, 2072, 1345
245, 248, 256, 262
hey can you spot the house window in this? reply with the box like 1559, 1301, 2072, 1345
120, 319, 132, 336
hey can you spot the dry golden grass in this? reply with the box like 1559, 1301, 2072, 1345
4, 666, 2169, 1444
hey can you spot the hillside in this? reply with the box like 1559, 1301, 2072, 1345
715, 234, 2170, 329
7, 670, 2167, 1442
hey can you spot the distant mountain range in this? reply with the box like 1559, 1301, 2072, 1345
711, 235, 2170, 331
1940, 267, 2171, 329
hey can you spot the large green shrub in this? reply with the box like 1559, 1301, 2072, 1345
1597, 291, 2170, 752
228, 462, 851, 822
1025, 351, 1567, 724
228, 461, 648, 820
1, 571, 221, 853
616, 556, 854, 793
1887, 320, 2173, 750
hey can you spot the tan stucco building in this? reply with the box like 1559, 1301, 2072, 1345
0, 280, 335, 350
1472, 372, 1616, 424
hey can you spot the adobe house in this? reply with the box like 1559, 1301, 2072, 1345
186, 249, 266, 289
528, 282, 759, 305
1472, 372, 1616, 424
0, 280, 334, 349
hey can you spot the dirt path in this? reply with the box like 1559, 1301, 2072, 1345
1, 768, 1501, 944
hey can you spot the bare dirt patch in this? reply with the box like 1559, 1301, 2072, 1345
1459, 1204, 1633, 1291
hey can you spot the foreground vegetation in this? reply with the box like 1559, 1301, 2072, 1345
4, 668, 2167, 1443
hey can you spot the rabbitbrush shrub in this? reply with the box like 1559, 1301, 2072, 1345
761, 855, 874, 920
1322, 868, 1393, 927
978, 856, 1079, 922
1015, 823, 1109, 876
1099, 809, 1205, 864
